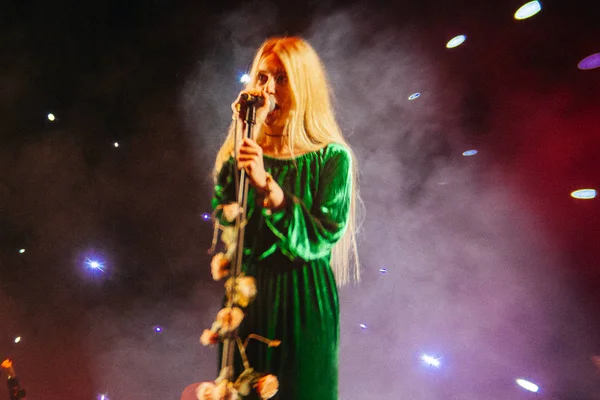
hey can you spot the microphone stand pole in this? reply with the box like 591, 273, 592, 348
221, 102, 257, 381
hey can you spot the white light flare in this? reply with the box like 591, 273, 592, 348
462, 149, 478, 156
446, 35, 466, 49
240, 73, 251, 84
19, 249, 26, 254
408, 92, 421, 100
516, 378, 540, 393
420, 354, 441, 368
571, 189, 596, 199
86, 259, 105, 272
14, 337, 21, 344
514, 1, 542, 20
113, 142, 119, 148
47, 113, 56, 121
359, 324, 367, 329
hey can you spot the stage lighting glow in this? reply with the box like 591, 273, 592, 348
462, 149, 478, 156
571, 189, 596, 199
379, 268, 387, 273
408, 92, 421, 100
154, 326, 163, 333
514, 1, 542, 20
86, 259, 105, 272
421, 354, 441, 368
19, 249, 25, 254
578, 53, 600, 70
47, 113, 56, 121
359, 324, 367, 329
202, 213, 211, 221
14, 337, 21, 344
98, 395, 109, 400
240, 74, 251, 83
516, 378, 539, 392
114, 142, 119, 148
446, 35, 466, 49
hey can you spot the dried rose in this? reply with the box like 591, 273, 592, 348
213, 379, 239, 400
200, 329, 220, 346
255, 374, 279, 399
215, 307, 244, 334
234, 276, 257, 307
195, 381, 216, 400
210, 253, 230, 281
221, 227, 237, 248
222, 203, 242, 222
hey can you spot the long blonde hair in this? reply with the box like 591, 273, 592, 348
214, 37, 360, 286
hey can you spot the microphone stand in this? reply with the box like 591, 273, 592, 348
220, 102, 258, 380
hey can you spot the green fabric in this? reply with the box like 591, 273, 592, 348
212, 143, 352, 400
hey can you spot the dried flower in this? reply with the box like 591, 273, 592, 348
213, 379, 239, 400
195, 381, 216, 400
215, 307, 244, 334
235, 276, 257, 307
211, 253, 230, 281
225, 275, 257, 308
200, 329, 220, 346
221, 227, 237, 248
222, 203, 242, 222
255, 374, 279, 399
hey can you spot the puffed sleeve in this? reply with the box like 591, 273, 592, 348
211, 157, 236, 212
263, 145, 352, 261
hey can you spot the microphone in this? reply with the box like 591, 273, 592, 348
240, 93, 276, 112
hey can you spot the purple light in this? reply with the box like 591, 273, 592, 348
86, 259, 105, 272
359, 324, 367, 329
154, 326, 163, 333
202, 213, 211, 221
379, 268, 387, 273
421, 354, 441, 368
578, 53, 600, 70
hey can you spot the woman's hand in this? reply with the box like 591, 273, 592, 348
236, 137, 268, 190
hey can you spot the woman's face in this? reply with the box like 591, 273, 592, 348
254, 53, 291, 129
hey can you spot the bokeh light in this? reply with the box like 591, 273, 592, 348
86, 259, 105, 272
516, 378, 540, 392
359, 324, 367, 329
154, 326, 163, 333
240, 73, 251, 83
570, 189, 596, 199
114, 142, 119, 148
379, 268, 387, 273
408, 92, 421, 100
14, 337, 21, 344
578, 53, 600, 70
420, 354, 441, 368
462, 149, 478, 156
202, 213, 211, 221
47, 113, 56, 121
514, 1, 542, 20
446, 35, 466, 49
19, 248, 25, 254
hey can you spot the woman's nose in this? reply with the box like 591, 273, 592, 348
265, 77, 276, 93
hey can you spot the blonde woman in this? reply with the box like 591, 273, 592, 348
213, 36, 359, 400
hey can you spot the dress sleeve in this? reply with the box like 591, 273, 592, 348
211, 157, 236, 212
263, 146, 352, 261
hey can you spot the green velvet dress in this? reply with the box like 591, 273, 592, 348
212, 143, 352, 400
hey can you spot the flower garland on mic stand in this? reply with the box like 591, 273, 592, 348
182, 101, 280, 400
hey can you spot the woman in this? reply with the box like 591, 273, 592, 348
212, 36, 360, 400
